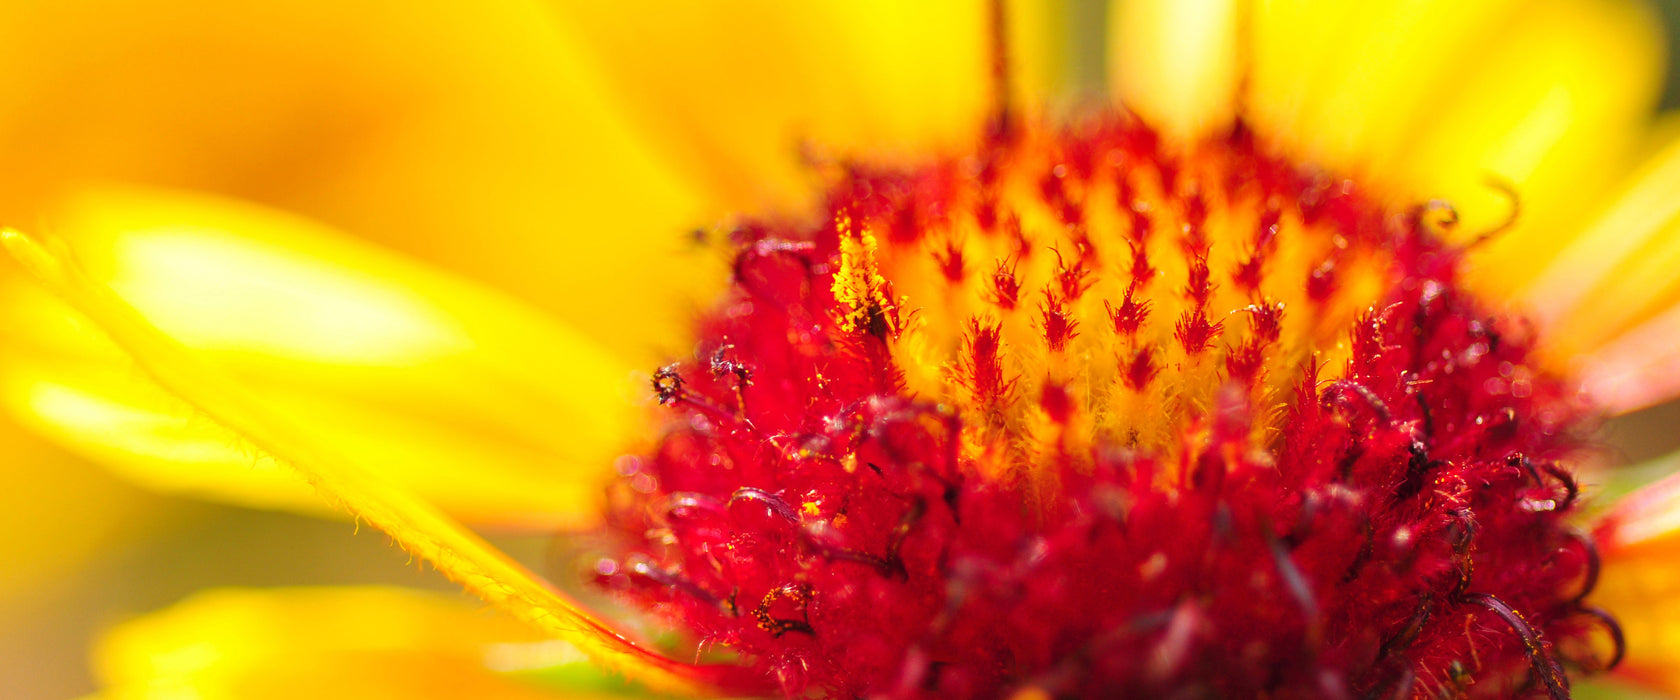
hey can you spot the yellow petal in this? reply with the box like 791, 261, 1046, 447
1574, 301, 1680, 414
1108, 0, 1240, 140
0, 0, 718, 365
1248, 0, 1523, 175
0, 228, 732, 693
0, 187, 644, 529
1526, 130, 1680, 329
1592, 472, 1680, 694
1400, 0, 1663, 299
1246, 0, 1660, 295
1527, 129, 1680, 371
92, 587, 641, 700
552, 1, 1065, 214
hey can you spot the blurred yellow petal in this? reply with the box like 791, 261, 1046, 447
1108, 0, 1240, 140
1400, 0, 1663, 298
1594, 472, 1680, 694
0, 228, 729, 693
0, 0, 719, 364
93, 587, 643, 700
1535, 126, 1680, 412
1249, 0, 1521, 175
0, 187, 645, 529
1003, 0, 1072, 108
1527, 131, 1680, 329
1574, 302, 1680, 414
552, 1, 1065, 214
1529, 132, 1680, 374
1247, 0, 1661, 297
0, 416, 159, 598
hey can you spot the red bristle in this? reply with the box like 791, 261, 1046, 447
934, 238, 968, 284
960, 317, 1015, 413
1040, 290, 1080, 353
1126, 238, 1155, 286
1246, 301, 1284, 345
1234, 205, 1283, 294
1174, 308, 1223, 356
1184, 253, 1216, 307
1125, 344, 1161, 390
1053, 246, 1095, 301
1225, 340, 1267, 383
1307, 257, 1339, 303
1105, 290, 1151, 337
1041, 381, 1073, 424
988, 258, 1021, 310
1039, 165, 1083, 225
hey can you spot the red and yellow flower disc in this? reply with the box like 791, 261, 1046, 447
594, 113, 1619, 698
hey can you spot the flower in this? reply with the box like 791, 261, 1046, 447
7, 0, 1680, 698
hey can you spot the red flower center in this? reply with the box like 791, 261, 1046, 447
595, 113, 1617, 699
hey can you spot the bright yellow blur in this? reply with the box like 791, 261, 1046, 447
0, 0, 1677, 698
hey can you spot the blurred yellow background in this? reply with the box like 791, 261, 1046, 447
3, 1, 1680, 698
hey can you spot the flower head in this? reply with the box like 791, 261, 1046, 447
5, 1, 1680, 699
596, 112, 1608, 697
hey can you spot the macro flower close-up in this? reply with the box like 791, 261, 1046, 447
16, 0, 1680, 698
